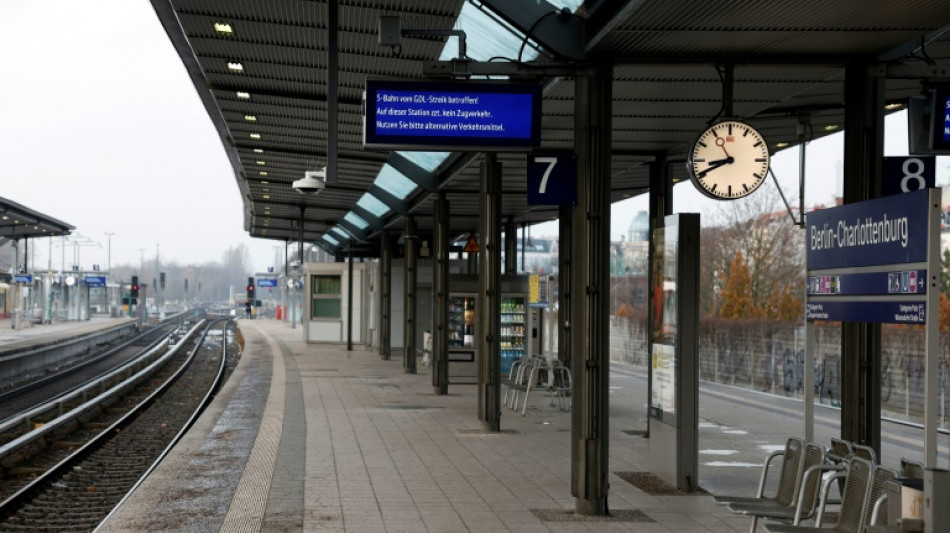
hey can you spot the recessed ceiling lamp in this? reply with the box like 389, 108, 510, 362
227, 62, 244, 72
824, 124, 839, 132
253, 148, 263, 153
256, 161, 266, 166
244, 115, 257, 122
259, 172, 268, 176
884, 102, 903, 111
775, 142, 790, 148
214, 22, 233, 35
250, 133, 261, 139
263, 195, 271, 199
236, 91, 250, 99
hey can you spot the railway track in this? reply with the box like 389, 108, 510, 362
0, 318, 235, 531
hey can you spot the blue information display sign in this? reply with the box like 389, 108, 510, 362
933, 86, 950, 152
84, 276, 107, 287
527, 153, 576, 205
14, 274, 32, 284
363, 80, 541, 150
257, 278, 278, 288
806, 188, 929, 270
806, 301, 926, 324
882, 156, 935, 197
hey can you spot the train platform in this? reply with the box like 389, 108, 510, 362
96, 316, 949, 532
99, 318, 787, 533
0, 316, 136, 356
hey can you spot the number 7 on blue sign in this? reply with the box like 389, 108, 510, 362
527, 153, 577, 206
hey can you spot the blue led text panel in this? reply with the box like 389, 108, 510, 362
364, 80, 541, 150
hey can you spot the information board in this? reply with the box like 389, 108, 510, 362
806, 188, 938, 324
257, 278, 278, 288
84, 276, 106, 287
363, 80, 541, 150
932, 86, 950, 152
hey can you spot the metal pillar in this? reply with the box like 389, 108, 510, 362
478, 154, 503, 431
380, 233, 392, 360
404, 216, 418, 374
347, 249, 354, 351
646, 153, 672, 438
433, 194, 450, 394
840, 62, 884, 458
571, 65, 612, 515
558, 207, 572, 368
504, 217, 517, 274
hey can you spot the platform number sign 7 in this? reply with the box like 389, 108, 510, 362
527, 153, 577, 206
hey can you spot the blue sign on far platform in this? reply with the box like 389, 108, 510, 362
806, 188, 930, 270
84, 276, 107, 287
527, 153, 577, 206
257, 278, 278, 288
14, 274, 32, 283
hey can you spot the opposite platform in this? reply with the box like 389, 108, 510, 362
98, 319, 762, 533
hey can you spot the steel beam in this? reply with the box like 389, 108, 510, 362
404, 216, 418, 374
462, 0, 584, 60
389, 153, 438, 192
840, 62, 884, 459
571, 65, 612, 515
368, 185, 410, 215
478, 154, 503, 431
380, 233, 392, 360
433, 193, 450, 394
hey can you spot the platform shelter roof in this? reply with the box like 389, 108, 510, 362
150, 0, 950, 256
0, 196, 74, 240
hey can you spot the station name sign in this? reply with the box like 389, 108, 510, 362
806, 188, 928, 270
363, 80, 542, 151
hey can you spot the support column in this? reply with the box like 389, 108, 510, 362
571, 65, 612, 515
380, 233, 392, 360
347, 249, 354, 351
558, 206, 572, 367
433, 194, 450, 394
478, 154, 503, 431
504, 217, 517, 274
404, 216, 418, 374
646, 153, 672, 438
840, 62, 884, 458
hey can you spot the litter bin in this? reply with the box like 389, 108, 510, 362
276, 305, 282, 320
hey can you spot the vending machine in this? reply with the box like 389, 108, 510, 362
446, 274, 540, 383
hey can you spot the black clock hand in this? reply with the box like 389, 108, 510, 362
696, 156, 734, 179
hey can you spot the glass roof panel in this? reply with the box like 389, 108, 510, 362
324, 234, 340, 246
331, 227, 350, 239
343, 212, 369, 229
399, 151, 451, 173
376, 164, 417, 200
356, 193, 390, 218
440, 1, 584, 62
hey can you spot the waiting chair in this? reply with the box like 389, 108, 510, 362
714, 437, 806, 507
764, 457, 874, 533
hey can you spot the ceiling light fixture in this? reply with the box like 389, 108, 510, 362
236, 91, 250, 99
250, 133, 261, 139
244, 115, 257, 122
253, 148, 263, 153
884, 102, 903, 111
227, 62, 244, 72
824, 124, 839, 131
775, 142, 790, 148
214, 22, 233, 35
259, 171, 268, 176
256, 161, 266, 165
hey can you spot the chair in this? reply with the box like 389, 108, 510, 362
764, 457, 874, 533
865, 465, 898, 527
899, 457, 925, 479
728, 443, 827, 533
714, 437, 806, 507
851, 443, 876, 464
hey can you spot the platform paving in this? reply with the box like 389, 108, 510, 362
97, 319, 822, 533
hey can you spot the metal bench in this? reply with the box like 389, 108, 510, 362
714, 437, 806, 508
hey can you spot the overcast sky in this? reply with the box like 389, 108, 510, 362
2, 1, 946, 274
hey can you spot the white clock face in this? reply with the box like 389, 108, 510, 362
688, 120, 770, 200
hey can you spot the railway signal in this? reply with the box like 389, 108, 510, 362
131, 276, 139, 299
247, 277, 255, 300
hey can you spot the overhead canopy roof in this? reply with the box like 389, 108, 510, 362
150, 0, 950, 256
0, 196, 74, 240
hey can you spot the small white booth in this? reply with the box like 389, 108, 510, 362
303, 261, 377, 344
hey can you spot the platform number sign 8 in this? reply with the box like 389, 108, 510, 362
882, 156, 935, 197
526, 153, 577, 206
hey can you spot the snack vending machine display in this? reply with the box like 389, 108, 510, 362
448, 295, 476, 347
500, 296, 527, 375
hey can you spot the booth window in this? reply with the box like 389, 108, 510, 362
311, 275, 342, 318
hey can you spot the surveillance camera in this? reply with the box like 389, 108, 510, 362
292, 168, 327, 194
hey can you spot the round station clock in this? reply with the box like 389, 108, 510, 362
687, 120, 770, 200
